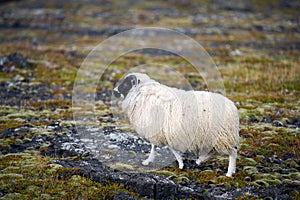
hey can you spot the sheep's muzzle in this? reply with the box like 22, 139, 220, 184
112, 90, 121, 98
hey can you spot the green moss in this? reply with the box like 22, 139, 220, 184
6, 110, 36, 119
0, 152, 138, 199
252, 180, 269, 187
110, 162, 136, 171
0, 173, 24, 180
1, 193, 29, 199
243, 158, 257, 166
152, 170, 177, 177
244, 166, 258, 176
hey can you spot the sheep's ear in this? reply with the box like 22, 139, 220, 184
127, 75, 138, 86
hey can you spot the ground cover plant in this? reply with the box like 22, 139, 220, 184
0, 0, 299, 199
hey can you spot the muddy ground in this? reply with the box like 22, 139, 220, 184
0, 0, 299, 199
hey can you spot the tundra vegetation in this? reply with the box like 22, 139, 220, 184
0, 0, 299, 199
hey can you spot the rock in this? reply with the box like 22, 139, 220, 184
262, 117, 273, 123
128, 176, 156, 198
229, 49, 243, 56
113, 190, 138, 200
0, 53, 35, 72
272, 120, 284, 127
249, 117, 260, 123
12, 74, 25, 82
125, 173, 178, 199
107, 144, 120, 149
286, 118, 300, 128
156, 178, 176, 199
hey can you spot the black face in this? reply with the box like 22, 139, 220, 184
113, 75, 138, 98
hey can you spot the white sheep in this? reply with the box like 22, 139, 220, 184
113, 73, 239, 177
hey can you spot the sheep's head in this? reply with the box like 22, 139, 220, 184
113, 73, 153, 98
113, 74, 139, 98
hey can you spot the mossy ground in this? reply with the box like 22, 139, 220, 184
0, 0, 299, 199
0, 151, 133, 199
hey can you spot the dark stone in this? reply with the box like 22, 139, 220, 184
253, 25, 264, 31
113, 190, 138, 200
177, 186, 206, 200
103, 126, 118, 135
249, 117, 259, 123
0, 53, 35, 72
259, 185, 294, 200
128, 175, 156, 198
286, 118, 300, 128
273, 121, 284, 127
0, 127, 30, 138
261, 117, 273, 123
155, 177, 176, 199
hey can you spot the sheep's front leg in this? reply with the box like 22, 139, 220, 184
142, 144, 155, 166
226, 149, 237, 177
169, 147, 184, 169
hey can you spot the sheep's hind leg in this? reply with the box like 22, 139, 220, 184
196, 151, 214, 165
142, 144, 155, 166
226, 148, 237, 177
169, 147, 184, 169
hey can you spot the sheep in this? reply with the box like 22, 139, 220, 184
113, 73, 239, 177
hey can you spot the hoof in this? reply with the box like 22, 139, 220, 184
142, 160, 149, 166
226, 173, 232, 177
226, 171, 235, 177
179, 163, 184, 169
